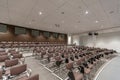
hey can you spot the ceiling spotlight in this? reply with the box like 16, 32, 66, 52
39, 12, 42, 15
85, 10, 88, 14
95, 20, 98, 23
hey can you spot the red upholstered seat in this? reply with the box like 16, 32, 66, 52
0, 55, 9, 62
26, 74, 39, 80
12, 54, 23, 59
5, 59, 19, 67
10, 64, 27, 76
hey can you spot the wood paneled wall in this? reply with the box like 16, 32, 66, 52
0, 24, 67, 43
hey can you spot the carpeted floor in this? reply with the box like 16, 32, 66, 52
25, 56, 60, 80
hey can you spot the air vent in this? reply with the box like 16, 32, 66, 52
61, 12, 64, 14
55, 24, 60, 28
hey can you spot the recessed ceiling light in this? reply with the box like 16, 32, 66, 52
39, 12, 42, 15
95, 20, 98, 23
85, 10, 88, 14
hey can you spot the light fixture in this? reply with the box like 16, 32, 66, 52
39, 12, 42, 15
85, 10, 88, 14
95, 20, 98, 23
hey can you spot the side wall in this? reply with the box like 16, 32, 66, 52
79, 31, 120, 52
0, 24, 67, 43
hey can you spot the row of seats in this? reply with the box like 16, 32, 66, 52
0, 49, 24, 63
0, 64, 39, 80
34, 46, 116, 80
0, 42, 66, 48
0, 49, 39, 80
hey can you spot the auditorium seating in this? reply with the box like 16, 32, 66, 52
17, 74, 39, 80
33, 45, 116, 80
10, 64, 27, 75
0, 41, 116, 80
26, 74, 39, 80
9, 64, 32, 79
0, 55, 9, 62
5, 59, 19, 67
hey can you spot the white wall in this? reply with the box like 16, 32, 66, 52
67, 35, 72, 45
80, 31, 120, 52
72, 35, 80, 45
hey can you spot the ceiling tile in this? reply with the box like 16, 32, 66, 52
0, 7, 9, 23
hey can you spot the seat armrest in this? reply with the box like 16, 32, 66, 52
26, 68, 32, 77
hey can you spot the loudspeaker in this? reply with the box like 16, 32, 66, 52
88, 32, 93, 36
94, 32, 98, 36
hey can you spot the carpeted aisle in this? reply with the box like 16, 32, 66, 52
25, 57, 60, 80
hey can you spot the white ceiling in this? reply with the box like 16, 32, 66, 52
0, 0, 120, 34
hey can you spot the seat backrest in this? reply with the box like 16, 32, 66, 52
66, 62, 73, 70
26, 74, 39, 80
0, 70, 2, 79
76, 59, 82, 65
0, 52, 7, 56
0, 55, 9, 62
10, 64, 27, 76
13, 54, 23, 59
5, 59, 19, 67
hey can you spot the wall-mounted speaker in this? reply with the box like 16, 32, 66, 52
94, 32, 98, 36
88, 32, 93, 36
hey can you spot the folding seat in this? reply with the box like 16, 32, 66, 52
12, 54, 25, 64
65, 58, 69, 64
25, 74, 39, 80
40, 52, 46, 59
83, 63, 92, 80
55, 56, 62, 67
0, 55, 9, 62
70, 56, 74, 62
66, 63, 83, 80
0, 52, 7, 56
5, 59, 19, 67
76, 59, 82, 67
12, 54, 23, 59
47, 53, 53, 63
10, 51, 19, 55
9, 64, 32, 79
